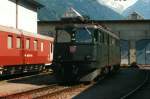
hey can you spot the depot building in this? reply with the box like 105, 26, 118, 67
0, 0, 42, 33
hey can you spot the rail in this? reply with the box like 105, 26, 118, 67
120, 70, 149, 99
0, 83, 92, 99
0, 84, 60, 99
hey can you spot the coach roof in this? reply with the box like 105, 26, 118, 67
0, 25, 54, 41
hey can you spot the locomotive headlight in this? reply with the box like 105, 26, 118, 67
58, 55, 62, 59
85, 55, 91, 60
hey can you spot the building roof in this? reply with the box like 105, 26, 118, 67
24, 0, 44, 8
38, 19, 150, 25
127, 11, 144, 20
9, 0, 44, 8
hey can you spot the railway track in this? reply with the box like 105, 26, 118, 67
0, 83, 93, 99
0, 71, 52, 84
120, 70, 149, 99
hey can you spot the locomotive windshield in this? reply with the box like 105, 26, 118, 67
56, 30, 71, 43
56, 27, 93, 43
75, 28, 92, 43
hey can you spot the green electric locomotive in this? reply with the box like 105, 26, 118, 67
53, 23, 120, 81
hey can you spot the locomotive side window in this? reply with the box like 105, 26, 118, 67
109, 36, 112, 46
94, 30, 98, 42
26, 39, 30, 49
8, 36, 13, 49
41, 42, 44, 52
100, 32, 104, 43
34, 40, 38, 50
116, 39, 119, 46
104, 33, 108, 45
112, 38, 115, 45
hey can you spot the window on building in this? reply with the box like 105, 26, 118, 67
16, 37, 21, 49
34, 40, 38, 50
26, 39, 30, 49
41, 42, 44, 52
8, 36, 13, 49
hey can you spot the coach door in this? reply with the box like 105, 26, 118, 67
50, 43, 53, 62
24, 38, 30, 64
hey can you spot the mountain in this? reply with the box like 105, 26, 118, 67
123, 0, 150, 19
36, 0, 124, 21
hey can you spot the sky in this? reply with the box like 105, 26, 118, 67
98, 0, 138, 13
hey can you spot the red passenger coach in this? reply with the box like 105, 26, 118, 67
0, 25, 54, 76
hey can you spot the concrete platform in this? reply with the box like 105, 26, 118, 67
73, 68, 147, 99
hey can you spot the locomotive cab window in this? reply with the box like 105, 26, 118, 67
8, 36, 13, 49
16, 37, 21, 49
26, 39, 30, 49
34, 40, 38, 50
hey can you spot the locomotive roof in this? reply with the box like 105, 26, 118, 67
97, 25, 120, 40
56, 24, 119, 40
0, 25, 54, 41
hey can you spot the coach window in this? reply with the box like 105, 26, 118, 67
34, 40, 38, 50
26, 39, 30, 49
41, 42, 44, 52
16, 37, 21, 49
8, 36, 13, 49
51, 43, 53, 53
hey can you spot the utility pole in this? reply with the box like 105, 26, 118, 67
16, 0, 18, 29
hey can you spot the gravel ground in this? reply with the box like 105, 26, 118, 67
0, 73, 57, 97
73, 68, 146, 99
37, 84, 93, 99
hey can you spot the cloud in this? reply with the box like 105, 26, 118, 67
97, 0, 138, 13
